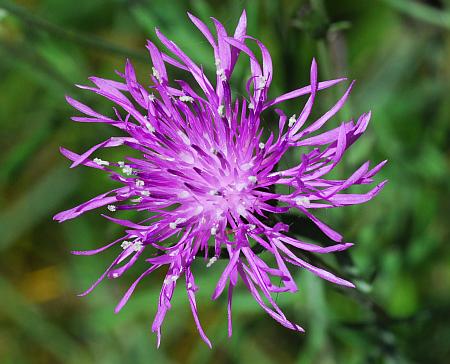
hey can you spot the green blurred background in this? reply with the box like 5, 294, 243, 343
1, 0, 449, 363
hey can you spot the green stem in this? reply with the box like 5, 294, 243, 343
0, 1, 148, 62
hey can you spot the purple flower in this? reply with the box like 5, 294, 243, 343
55, 11, 386, 347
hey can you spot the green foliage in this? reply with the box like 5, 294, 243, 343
0, 0, 449, 363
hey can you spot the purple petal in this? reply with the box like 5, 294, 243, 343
264, 78, 347, 109
212, 249, 241, 300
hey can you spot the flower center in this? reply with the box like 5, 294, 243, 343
197, 174, 257, 220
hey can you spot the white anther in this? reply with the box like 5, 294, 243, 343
209, 147, 218, 155
194, 206, 204, 215
288, 114, 297, 127
210, 227, 217, 235
122, 165, 133, 175
257, 75, 267, 89
178, 191, 190, 198
121, 240, 132, 250
248, 224, 256, 231
177, 130, 191, 145
248, 175, 257, 183
146, 122, 155, 133
258, 142, 265, 149
187, 282, 193, 289
141, 190, 150, 196
164, 274, 179, 284
131, 197, 143, 203
219, 72, 227, 82
148, 93, 156, 102
152, 67, 162, 83
107, 205, 116, 212
117, 161, 125, 167
179, 95, 194, 103
294, 196, 310, 207
237, 204, 247, 216
218, 105, 225, 117
169, 218, 185, 229
235, 182, 246, 191
135, 179, 144, 187
93, 158, 109, 166
215, 61, 227, 81
206, 256, 217, 268
208, 189, 218, 196
248, 102, 254, 110
132, 241, 143, 251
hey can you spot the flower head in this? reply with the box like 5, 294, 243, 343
55, 10, 386, 347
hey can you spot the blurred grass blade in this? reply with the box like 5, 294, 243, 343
381, 0, 450, 30
0, 276, 89, 363
0, 111, 55, 186
0, 165, 79, 251
0, 1, 148, 62
0, 40, 73, 90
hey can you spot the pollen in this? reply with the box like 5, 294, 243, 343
218, 105, 225, 117
107, 205, 116, 212
179, 95, 194, 103
294, 196, 310, 207
132, 241, 143, 251
121, 240, 132, 249
206, 256, 217, 268
257, 75, 267, 89
288, 114, 297, 127
93, 158, 109, 166
146, 123, 155, 133
122, 165, 133, 175
152, 67, 162, 83
169, 219, 182, 230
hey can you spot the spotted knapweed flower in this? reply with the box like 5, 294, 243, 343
54, 10, 386, 347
